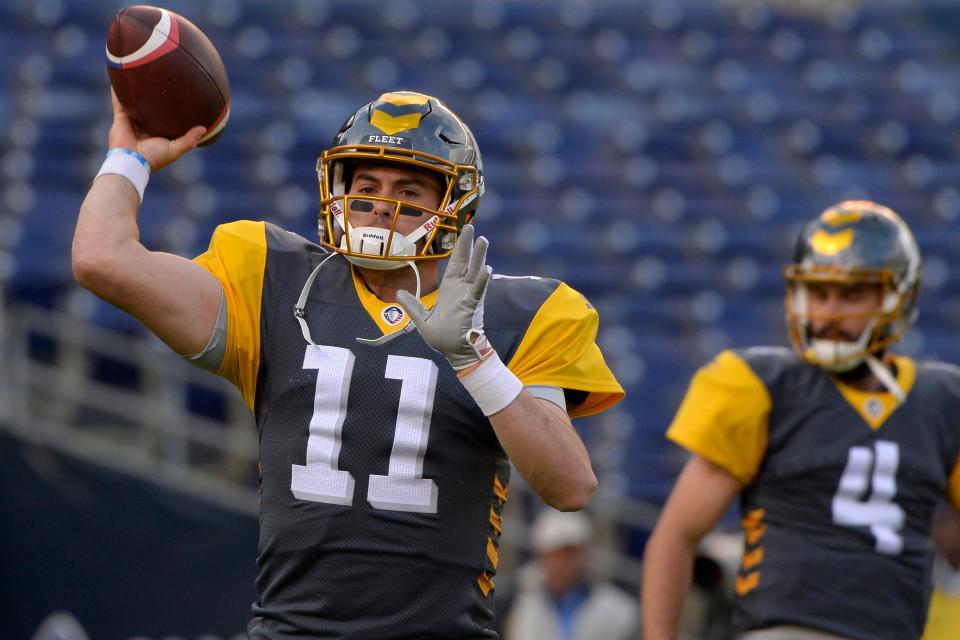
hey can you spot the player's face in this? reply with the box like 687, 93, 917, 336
806, 282, 883, 342
346, 162, 444, 236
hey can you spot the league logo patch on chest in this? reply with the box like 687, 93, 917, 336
864, 397, 884, 419
382, 304, 406, 326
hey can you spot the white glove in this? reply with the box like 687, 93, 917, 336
397, 224, 493, 370
397, 225, 522, 416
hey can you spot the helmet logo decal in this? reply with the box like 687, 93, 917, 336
864, 397, 885, 419
370, 93, 431, 135
810, 228, 854, 256
382, 305, 406, 326
371, 110, 426, 135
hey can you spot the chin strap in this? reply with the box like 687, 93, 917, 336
866, 355, 906, 403
296, 252, 424, 349
295, 252, 337, 348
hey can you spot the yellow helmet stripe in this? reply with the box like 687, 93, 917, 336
371, 109, 425, 135
809, 228, 854, 256
378, 91, 430, 106
821, 209, 864, 226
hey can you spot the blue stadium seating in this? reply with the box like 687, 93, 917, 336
3, 0, 960, 504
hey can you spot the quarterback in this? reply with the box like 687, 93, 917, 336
73, 91, 623, 638
642, 201, 960, 640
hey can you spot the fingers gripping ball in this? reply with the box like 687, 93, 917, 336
106, 5, 230, 146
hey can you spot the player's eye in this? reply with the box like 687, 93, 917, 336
807, 285, 828, 300
841, 288, 864, 301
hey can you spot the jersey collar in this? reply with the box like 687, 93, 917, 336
831, 355, 916, 430
350, 266, 438, 336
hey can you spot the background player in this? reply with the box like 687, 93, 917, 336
72, 90, 623, 638
641, 200, 960, 640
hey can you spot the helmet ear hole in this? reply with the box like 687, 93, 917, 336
439, 232, 456, 251
881, 289, 899, 314
318, 213, 344, 247
431, 231, 456, 254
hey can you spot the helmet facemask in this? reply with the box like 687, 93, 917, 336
784, 200, 921, 381
785, 266, 915, 372
316, 146, 481, 270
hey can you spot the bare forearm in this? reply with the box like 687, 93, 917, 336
642, 456, 744, 640
642, 527, 697, 640
488, 392, 596, 510
73, 175, 143, 291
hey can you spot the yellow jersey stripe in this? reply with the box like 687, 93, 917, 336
486, 537, 498, 569
742, 547, 764, 570
489, 506, 502, 536
735, 571, 761, 596
493, 473, 508, 505
477, 572, 494, 597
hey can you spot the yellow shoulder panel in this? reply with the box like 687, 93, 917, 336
506, 283, 623, 419
923, 588, 960, 640
192, 220, 266, 412
667, 350, 771, 485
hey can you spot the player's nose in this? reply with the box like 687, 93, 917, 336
371, 199, 395, 217
349, 197, 393, 225
812, 291, 844, 316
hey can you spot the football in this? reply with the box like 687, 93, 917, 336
106, 5, 230, 146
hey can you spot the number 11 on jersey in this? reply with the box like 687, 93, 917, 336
291, 344, 440, 514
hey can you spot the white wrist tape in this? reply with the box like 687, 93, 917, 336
96, 148, 151, 203
459, 353, 523, 416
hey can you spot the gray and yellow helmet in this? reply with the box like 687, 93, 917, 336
784, 200, 921, 371
316, 91, 484, 270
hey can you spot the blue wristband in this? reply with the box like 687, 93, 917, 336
105, 147, 151, 173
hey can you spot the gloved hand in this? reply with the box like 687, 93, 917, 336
397, 224, 493, 370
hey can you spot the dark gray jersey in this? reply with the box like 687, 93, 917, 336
669, 346, 960, 640
193, 221, 623, 639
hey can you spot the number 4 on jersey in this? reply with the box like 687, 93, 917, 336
831, 440, 905, 555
